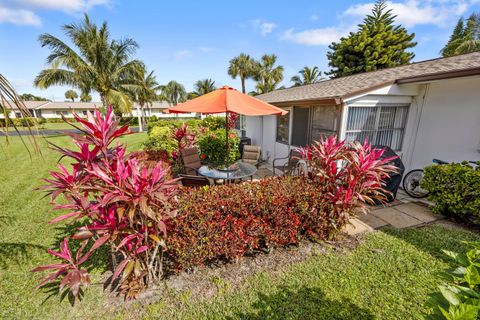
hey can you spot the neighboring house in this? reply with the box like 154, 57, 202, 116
246, 52, 480, 173
0, 101, 196, 119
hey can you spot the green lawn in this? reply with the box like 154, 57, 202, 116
1, 135, 479, 319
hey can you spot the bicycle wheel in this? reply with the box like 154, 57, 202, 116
402, 169, 428, 198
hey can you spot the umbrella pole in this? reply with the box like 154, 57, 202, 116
225, 111, 229, 165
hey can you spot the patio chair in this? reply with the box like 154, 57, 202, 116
180, 147, 202, 175
273, 149, 303, 176
179, 174, 213, 187
241, 145, 261, 168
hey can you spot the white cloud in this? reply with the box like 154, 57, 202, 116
344, 0, 472, 28
284, 0, 477, 46
250, 19, 277, 36
174, 49, 191, 60
260, 22, 277, 35
282, 26, 354, 46
13, 0, 110, 12
0, 0, 110, 26
0, 6, 41, 26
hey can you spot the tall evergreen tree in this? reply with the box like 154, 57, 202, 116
441, 13, 480, 57
327, 0, 416, 77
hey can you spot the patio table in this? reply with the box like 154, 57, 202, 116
198, 161, 257, 182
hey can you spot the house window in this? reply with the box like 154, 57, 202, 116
345, 105, 408, 151
276, 112, 290, 143
82, 111, 88, 116
310, 105, 339, 144
56, 111, 69, 116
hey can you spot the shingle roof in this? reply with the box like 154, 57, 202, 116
256, 52, 480, 104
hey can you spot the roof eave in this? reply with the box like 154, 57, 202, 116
396, 67, 480, 84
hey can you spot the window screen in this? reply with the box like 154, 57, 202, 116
276, 113, 290, 143
345, 105, 408, 151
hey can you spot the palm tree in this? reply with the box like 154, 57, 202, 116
80, 92, 92, 102
252, 54, 284, 94
191, 78, 216, 97
441, 13, 480, 57
34, 14, 145, 114
228, 53, 255, 93
290, 66, 325, 87
159, 80, 186, 106
130, 69, 160, 126
64, 90, 78, 102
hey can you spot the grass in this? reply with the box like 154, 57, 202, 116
0, 135, 479, 319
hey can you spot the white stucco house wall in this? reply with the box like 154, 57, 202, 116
246, 52, 480, 173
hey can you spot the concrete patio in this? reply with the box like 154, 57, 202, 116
345, 189, 442, 235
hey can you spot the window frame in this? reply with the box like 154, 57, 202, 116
275, 107, 291, 144
344, 104, 409, 151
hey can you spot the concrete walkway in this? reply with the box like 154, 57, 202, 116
344, 191, 443, 235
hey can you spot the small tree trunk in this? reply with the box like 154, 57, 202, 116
241, 78, 246, 94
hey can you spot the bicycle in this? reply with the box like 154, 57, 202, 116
402, 159, 477, 198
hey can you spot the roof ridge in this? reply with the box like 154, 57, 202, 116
258, 51, 480, 98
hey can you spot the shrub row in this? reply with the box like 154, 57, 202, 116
0, 117, 37, 127
166, 176, 348, 272
422, 162, 480, 222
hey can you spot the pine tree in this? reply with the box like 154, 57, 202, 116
327, 0, 416, 77
441, 13, 480, 57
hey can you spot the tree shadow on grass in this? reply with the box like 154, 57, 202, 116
381, 224, 480, 265
232, 286, 374, 320
52, 220, 110, 271
0, 242, 47, 269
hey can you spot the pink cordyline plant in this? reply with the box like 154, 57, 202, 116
297, 136, 398, 237
32, 107, 178, 300
171, 123, 196, 161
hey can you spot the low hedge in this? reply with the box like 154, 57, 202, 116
166, 176, 349, 272
421, 162, 480, 222
0, 117, 37, 127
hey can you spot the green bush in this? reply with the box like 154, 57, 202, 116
147, 118, 201, 133
197, 129, 239, 164
142, 126, 177, 154
425, 241, 480, 319
201, 116, 226, 130
421, 162, 480, 221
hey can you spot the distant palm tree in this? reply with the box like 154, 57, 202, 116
130, 69, 160, 126
191, 78, 216, 97
441, 13, 480, 57
80, 92, 92, 102
253, 54, 284, 94
228, 53, 255, 93
64, 90, 78, 102
290, 66, 325, 87
34, 14, 145, 114
159, 80, 186, 106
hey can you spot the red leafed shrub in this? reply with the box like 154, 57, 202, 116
166, 136, 396, 271
297, 136, 397, 240
166, 177, 306, 271
32, 107, 178, 300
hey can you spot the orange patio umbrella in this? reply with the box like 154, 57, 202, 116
167, 85, 288, 164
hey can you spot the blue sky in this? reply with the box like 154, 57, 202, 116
1, 0, 479, 101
